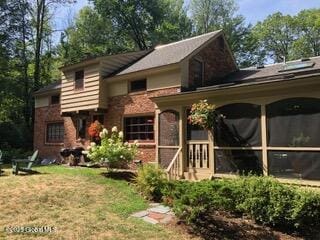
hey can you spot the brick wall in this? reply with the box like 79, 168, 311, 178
189, 35, 237, 88
34, 104, 65, 160
104, 87, 181, 162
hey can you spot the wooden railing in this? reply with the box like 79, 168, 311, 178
166, 147, 182, 180
187, 142, 209, 169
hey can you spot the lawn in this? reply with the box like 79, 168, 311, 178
0, 165, 196, 240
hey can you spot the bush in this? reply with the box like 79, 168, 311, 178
139, 173, 320, 232
134, 164, 168, 201
1, 147, 34, 163
85, 126, 138, 168
291, 189, 320, 230
236, 176, 295, 227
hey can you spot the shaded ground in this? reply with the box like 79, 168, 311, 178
175, 210, 319, 240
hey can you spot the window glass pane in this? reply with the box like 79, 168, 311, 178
214, 103, 261, 147
215, 150, 263, 175
193, 59, 203, 87
159, 148, 179, 168
51, 95, 60, 105
268, 151, 320, 180
267, 98, 320, 147
77, 119, 86, 139
159, 110, 179, 146
47, 123, 64, 143
124, 116, 154, 141
130, 79, 146, 92
75, 70, 84, 89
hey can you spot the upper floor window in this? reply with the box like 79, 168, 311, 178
193, 59, 204, 87
46, 122, 64, 143
75, 70, 84, 90
51, 94, 60, 105
129, 79, 146, 92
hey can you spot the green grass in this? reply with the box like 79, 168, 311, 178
0, 165, 196, 240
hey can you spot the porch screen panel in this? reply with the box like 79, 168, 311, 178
267, 98, 320, 147
215, 150, 263, 175
159, 148, 179, 168
214, 103, 261, 147
159, 110, 179, 146
268, 151, 320, 180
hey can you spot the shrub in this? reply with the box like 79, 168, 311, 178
236, 176, 295, 227
135, 164, 168, 201
291, 189, 320, 230
139, 173, 320, 232
85, 126, 138, 168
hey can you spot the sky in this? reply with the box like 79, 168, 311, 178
53, 0, 320, 37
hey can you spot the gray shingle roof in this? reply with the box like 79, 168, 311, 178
224, 56, 320, 84
116, 30, 222, 76
33, 81, 61, 96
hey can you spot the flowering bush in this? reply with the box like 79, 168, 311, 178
85, 126, 138, 168
188, 99, 219, 129
88, 120, 103, 141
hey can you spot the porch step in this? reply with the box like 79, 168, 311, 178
183, 169, 212, 181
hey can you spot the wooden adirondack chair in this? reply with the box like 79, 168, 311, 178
0, 150, 3, 175
12, 150, 39, 175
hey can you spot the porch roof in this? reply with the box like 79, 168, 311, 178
151, 63, 320, 104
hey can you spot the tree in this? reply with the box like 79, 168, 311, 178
252, 12, 295, 63
59, 6, 133, 64
292, 9, 320, 59
92, 0, 192, 50
190, 0, 254, 67
154, 0, 193, 44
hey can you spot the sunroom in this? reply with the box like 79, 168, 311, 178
152, 73, 320, 185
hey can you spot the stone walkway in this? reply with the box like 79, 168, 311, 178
131, 203, 174, 224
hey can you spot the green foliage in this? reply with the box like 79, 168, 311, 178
190, 0, 255, 67
291, 189, 320, 229
236, 176, 295, 227
139, 174, 320, 232
86, 127, 138, 168
135, 164, 168, 201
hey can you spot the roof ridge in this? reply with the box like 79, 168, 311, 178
155, 30, 222, 50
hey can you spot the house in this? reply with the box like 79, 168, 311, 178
34, 30, 320, 185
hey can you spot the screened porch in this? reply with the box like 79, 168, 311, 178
155, 93, 320, 184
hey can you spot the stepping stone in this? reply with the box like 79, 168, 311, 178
149, 205, 171, 214
148, 212, 166, 221
131, 210, 149, 218
142, 216, 159, 224
160, 215, 173, 224
149, 202, 160, 207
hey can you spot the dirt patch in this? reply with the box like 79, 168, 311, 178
169, 211, 316, 240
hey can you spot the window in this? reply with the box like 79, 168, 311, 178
124, 116, 154, 141
75, 70, 84, 90
77, 118, 86, 139
267, 98, 320, 147
129, 79, 146, 92
51, 95, 60, 105
46, 122, 64, 143
193, 59, 204, 87
213, 103, 263, 175
214, 103, 261, 147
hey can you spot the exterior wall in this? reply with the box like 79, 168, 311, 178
61, 63, 101, 113
188, 36, 237, 88
147, 69, 181, 90
35, 96, 49, 108
34, 104, 64, 160
104, 87, 181, 163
